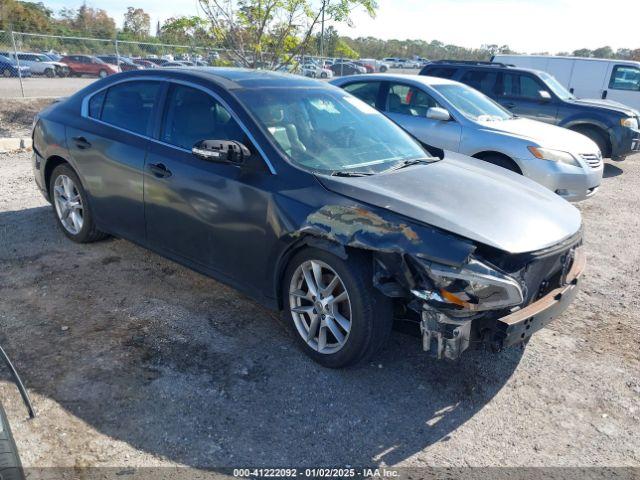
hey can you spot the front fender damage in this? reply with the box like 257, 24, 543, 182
298, 205, 478, 360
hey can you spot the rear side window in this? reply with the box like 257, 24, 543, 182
99, 81, 161, 135
501, 73, 547, 99
609, 65, 640, 91
161, 84, 244, 150
88, 90, 106, 118
460, 70, 498, 95
423, 67, 457, 79
343, 81, 382, 107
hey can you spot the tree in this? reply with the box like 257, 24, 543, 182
159, 16, 214, 45
592, 46, 614, 59
572, 48, 592, 57
123, 7, 150, 38
197, 0, 377, 69
56, 5, 116, 37
0, 0, 53, 32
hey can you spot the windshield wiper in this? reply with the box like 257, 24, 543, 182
330, 171, 373, 177
383, 158, 434, 173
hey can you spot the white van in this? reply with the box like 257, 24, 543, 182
493, 55, 640, 112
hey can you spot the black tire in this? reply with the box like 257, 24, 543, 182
2, 68, 11, 78
49, 164, 107, 243
320, 71, 328, 79
281, 248, 393, 368
477, 153, 522, 174
44, 68, 55, 78
380, 65, 388, 73
571, 125, 610, 158
0, 402, 25, 480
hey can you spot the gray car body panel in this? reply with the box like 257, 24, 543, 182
316, 151, 582, 254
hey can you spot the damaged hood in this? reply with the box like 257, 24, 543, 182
316, 152, 582, 254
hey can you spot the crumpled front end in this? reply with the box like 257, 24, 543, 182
299, 204, 585, 360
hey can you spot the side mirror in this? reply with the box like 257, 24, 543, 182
192, 140, 251, 165
539, 90, 552, 102
426, 107, 451, 121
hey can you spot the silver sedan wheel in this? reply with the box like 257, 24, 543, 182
289, 260, 352, 355
53, 175, 84, 235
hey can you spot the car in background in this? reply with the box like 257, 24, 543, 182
359, 58, 390, 73
332, 74, 603, 202
383, 57, 402, 68
144, 57, 168, 67
0, 54, 31, 78
493, 54, 640, 114
161, 61, 192, 68
42, 52, 63, 62
301, 63, 333, 78
96, 55, 142, 72
421, 61, 640, 160
353, 61, 374, 73
131, 58, 158, 69
60, 55, 118, 78
31, 68, 586, 367
0, 52, 69, 77
330, 61, 366, 76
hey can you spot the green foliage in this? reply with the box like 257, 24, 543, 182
123, 7, 150, 39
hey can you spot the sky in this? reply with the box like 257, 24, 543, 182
41, 0, 639, 53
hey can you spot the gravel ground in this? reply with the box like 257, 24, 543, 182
0, 98, 55, 137
0, 150, 638, 474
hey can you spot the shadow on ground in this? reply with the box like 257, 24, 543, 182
604, 163, 624, 178
0, 206, 523, 468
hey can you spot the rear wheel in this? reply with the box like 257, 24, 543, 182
44, 68, 55, 78
2, 68, 11, 78
282, 248, 393, 368
0, 402, 25, 480
49, 164, 107, 243
98, 69, 108, 79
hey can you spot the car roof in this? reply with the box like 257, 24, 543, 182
425, 62, 548, 76
333, 73, 461, 86
110, 67, 336, 90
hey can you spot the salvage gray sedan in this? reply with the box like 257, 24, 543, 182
32, 69, 585, 368
332, 74, 603, 202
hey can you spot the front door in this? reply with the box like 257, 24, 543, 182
383, 82, 462, 151
496, 72, 559, 124
144, 82, 272, 288
604, 64, 640, 112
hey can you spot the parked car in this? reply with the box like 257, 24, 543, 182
144, 57, 168, 67
383, 57, 402, 68
332, 74, 603, 202
60, 55, 118, 78
32, 69, 586, 368
421, 61, 640, 160
96, 55, 142, 72
161, 61, 191, 67
353, 61, 375, 73
493, 54, 640, 113
0, 52, 68, 77
330, 61, 366, 76
131, 58, 158, 69
0, 55, 31, 78
359, 58, 390, 73
301, 63, 333, 78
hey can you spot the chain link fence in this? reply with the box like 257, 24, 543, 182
0, 30, 370, 99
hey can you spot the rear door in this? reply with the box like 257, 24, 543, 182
458, 69, 499, 99
569, 60, 609, 99
604, 63, 640, 111
66, 80, 163, 242
382, 81, 461, 151
496, 71, 559, 123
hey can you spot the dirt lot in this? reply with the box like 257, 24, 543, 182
0, 98, 54, 138
0, 149, 639, 474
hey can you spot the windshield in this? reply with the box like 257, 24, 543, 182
539, 72, 575, 100
433, 83, 512, 121
237, 87, 433, 174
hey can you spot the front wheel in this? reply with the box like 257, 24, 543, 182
49, 164, 107, 243
2, 68, 11, 78
45, 68, 55, 78
98, 69, 108, 78
320, 71, 328, 78
282, 248, 393, 368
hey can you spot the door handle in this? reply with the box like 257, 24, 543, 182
504, 102, 516, 109
72, 136, 91, 149
148, 162, 172, 178
601, 90, 608, 99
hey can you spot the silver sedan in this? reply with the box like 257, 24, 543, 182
331, 74, 604, 202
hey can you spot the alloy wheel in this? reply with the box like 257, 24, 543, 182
289, 260, 352, 354
53, 175, 84, 235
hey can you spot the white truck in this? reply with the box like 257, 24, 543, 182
493, 55, 640, 112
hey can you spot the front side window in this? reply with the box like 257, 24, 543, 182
343, 81, 382, 108
609, 65, 640, 91
387, 83, 441, 117
502, 73, 548, 99
237, 87, 431, 175
434, 84, 512, 121
539, 72, 574, 100
99, 81, 161, 135
161, 84, 244, 150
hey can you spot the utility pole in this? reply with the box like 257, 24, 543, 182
320, 0, 326, 58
